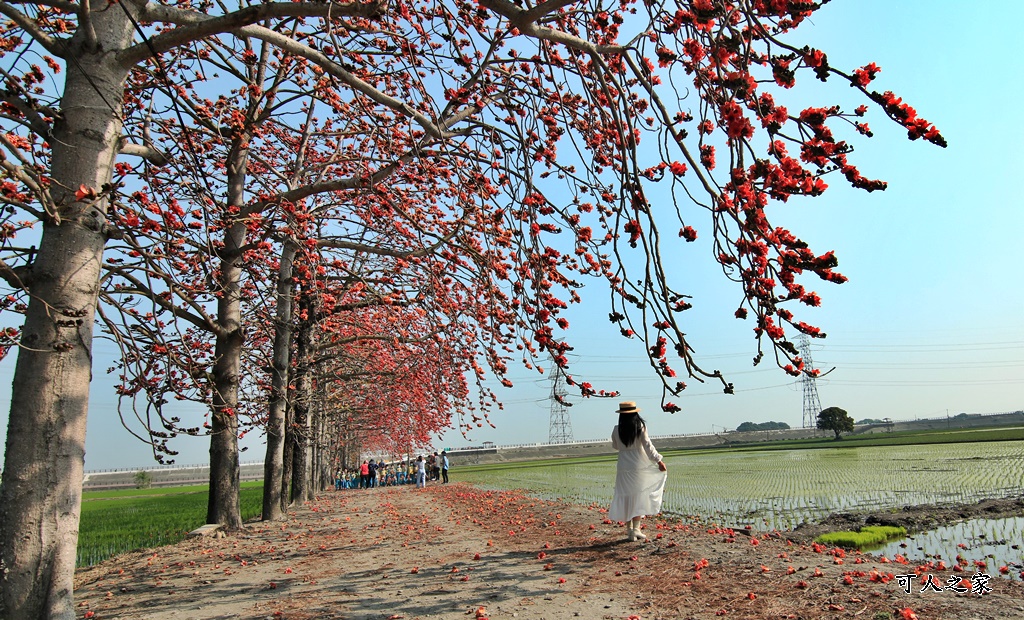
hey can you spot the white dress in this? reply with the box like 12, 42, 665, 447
608, 425, 667, 522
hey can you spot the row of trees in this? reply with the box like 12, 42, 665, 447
0, 0, 943, 617
735, 420, 790, 432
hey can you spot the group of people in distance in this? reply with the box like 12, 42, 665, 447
334, 450, 450, 490
332, 400, 663, 542
413, 450, 450, 487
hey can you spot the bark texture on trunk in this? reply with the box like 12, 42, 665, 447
207, 261, 243, 528
290, 310, 311, 504
206, 138, 249, 529
0, 11, 133, 619
281, 407, 294, 513
290, 382, 310, 503
262, 240, 297, 520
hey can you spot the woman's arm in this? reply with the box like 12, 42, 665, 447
640, 428, 667, 471
611, 426, 623, 451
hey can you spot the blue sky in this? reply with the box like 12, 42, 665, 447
436, 0, 1024, 449
1, 0, 1022, 470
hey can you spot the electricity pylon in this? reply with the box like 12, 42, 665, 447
798, 335, 822, 428
547, 361, 574, 444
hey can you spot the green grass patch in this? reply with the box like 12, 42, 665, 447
815, 525, 907, 549
82, 480, 262, 501
77, 485, 263, 567
453, 454, 617, 474
707, 426, 1024, 453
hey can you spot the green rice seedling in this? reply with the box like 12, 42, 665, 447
457, 440, 1024, 531
875, 516, 1024, 578
815, 525, 907, 549
77, 486, 263, 567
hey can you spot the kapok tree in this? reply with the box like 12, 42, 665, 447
294, 302, 472, 490
0, 4, 391, 616
272, 199, 520, 502
386, 0, 946, 409
102, 46, 338, 529
238, 105, 536, 511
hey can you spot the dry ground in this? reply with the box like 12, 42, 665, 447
74, 482, 1024, 620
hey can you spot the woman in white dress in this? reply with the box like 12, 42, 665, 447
608, 401, 668, 541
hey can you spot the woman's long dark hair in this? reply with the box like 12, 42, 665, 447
618, 413, 646, 447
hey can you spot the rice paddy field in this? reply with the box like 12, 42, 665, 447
459, 441, 1024, 529
456, 440, 1024, 574
77, 482, 263, 567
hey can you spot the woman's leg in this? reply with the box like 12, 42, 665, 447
630, 517, 647, 539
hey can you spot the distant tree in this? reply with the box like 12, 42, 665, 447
736, 421, 791, 432
133, 471, 153, 490
817, 407, 855, 440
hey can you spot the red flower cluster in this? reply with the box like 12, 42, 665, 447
870, 91, 947, 147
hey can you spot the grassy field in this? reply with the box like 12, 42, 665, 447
707, 425, 1024, 452
77, 481, 263, 567
82, 482, 226, 500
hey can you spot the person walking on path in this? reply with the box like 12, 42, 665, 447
415, 455, 427, 488
608, 401, 667, 541
359, 460, 370, 489
369, 459, 379, 488
441, 451, 450, 484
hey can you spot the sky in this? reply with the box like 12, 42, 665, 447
1, 0, 1022, 470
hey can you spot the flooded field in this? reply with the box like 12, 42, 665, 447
456, 440, 1024, 575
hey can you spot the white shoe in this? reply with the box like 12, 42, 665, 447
626, 528, 637, 542
633, 527, 647, 540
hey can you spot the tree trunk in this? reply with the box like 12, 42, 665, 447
290, 377, 310, 503
315, 401, 329, 492
206, 138, 250, 529
262, 239, 297, 520
0, 13, 133, 619
280, 401, 294, 514
206, 258, 244, 527
290, 308, 312, 504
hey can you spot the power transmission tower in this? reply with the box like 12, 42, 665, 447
798, 335, 822, 428
547, 362, 574, 444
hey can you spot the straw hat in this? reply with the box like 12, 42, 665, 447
616, 401, 640, 414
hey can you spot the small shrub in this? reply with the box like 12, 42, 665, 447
815, 525, 907, 549
133, 470, 153, 489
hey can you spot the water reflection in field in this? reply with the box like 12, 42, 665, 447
457, 441, 1024, 532
875, 516, 1024, 579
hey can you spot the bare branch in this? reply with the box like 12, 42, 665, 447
118, 140, 169, 166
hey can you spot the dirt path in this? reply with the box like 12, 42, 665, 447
74, 483, 1024, 619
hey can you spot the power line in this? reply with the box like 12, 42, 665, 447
821, 378, 1023, 387
815, 342, 1024, 352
